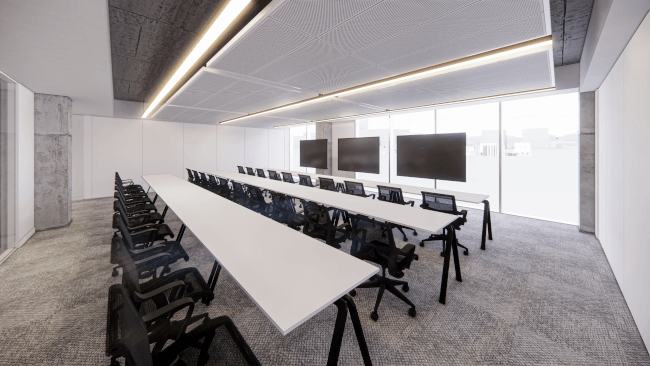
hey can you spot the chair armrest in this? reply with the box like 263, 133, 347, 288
460, 210, 468, 220
126, 223, 157, 231
129, 227, 159, 237
404, 200, 414, 207
133, 252, 171, 266
141, 297, 194, 324
367, 193, 376, 199
134, 280, 186, 301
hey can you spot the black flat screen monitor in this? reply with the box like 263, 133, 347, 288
338, 137, 380, 174
300, 139, 328, 169
396, 133, 466, 182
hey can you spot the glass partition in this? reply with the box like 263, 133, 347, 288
356, 116, 390, 183
0, 73, 16, 256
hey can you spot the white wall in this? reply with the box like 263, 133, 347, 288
71, 118, 285, 198
332, 121, 355, 178
16, 83, 34, 247
596, 12, 650, 347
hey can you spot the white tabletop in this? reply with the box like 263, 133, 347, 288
213, 170, 458, 235
261, 168, 488, 204
143, 174, 378, 336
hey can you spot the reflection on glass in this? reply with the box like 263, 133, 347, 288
501, 93, 579, 224
0, 73, 16, 255
437, 103, 500, 211
356, 117, 389, 183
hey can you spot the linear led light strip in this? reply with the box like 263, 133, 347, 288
219, 35, 553, 125
141, 0, 251, 118
271, 86, 557, 128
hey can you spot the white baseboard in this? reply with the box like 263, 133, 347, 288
0, 248, 16, 266
17, 227, 35, 248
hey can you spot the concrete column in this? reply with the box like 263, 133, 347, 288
316, 122, 332, 175
579, 92, 596, 233
34, 94, 72, 230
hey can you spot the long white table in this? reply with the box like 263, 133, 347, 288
212, 170, 464, 304
262, 167, 494, 250
143, 174, 379, 339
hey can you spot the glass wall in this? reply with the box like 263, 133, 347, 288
356, 116, 390, 183
501, 93, 579, 224
437, 103, 500, 210
0, 73, 16, 255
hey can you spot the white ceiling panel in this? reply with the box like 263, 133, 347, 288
319, 0, 477, 53
251, 39, 349, 83
282, 55, 387, 90
353, 0, 545, 67
184, 70, 239, 92
152, 105, 186, 121
191, 110, 245, 124
167, 89, 216, 107
221, 88, 316, 114
269, 98, 380, 121
226, 115, 307, 129
170, 108, 209, 123
194, 80, 262, 110
207, 18, 313, 75
269, 0, 382, 37
301, 65, 394, 95
379, 13, 547, 75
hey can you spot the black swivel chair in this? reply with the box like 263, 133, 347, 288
231, 181, 249, 206
217, 177, 232, 199
186, 169, 196, 183
246, 167, 256, 176
269, 191, 303, 230
319, 177, 338, 191
237, 166, 246, 174
376, 185, 418, 240
300, 200, 350, 248
344, 181, 375, 199
191, 170, 203, 187
106, 285, 260, 366
348, 214, 418, 321
256, 168, 267, 178
268, 170, 282, 181
298, 174, 316, 187
282, 172, 296, 184
419, 192, 469, 256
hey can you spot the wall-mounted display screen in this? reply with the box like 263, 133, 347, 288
396, 133, 466, 182
300, 139, 328, 169
338, 137, 380, 174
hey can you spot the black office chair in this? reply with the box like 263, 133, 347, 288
113, 206, 173, 245
319, 177, 338, 191
281, 172, 296, 184
237, 166, 246, 174
268, 170, 281, 181
247, 186, 272, 217
231, 181, 249, 206
206, 174, 221, 193
256, 168, 267, 178
419, 192, 469, 256
106, 285, 260, 366
300, 200, 350, 248
269, 191, 303, 230
186, 168, 196, 183
344, 181, 375, 199
217, 177, 232, 199
199, 172, 211, 189
113, 199, 163, 225
298, 174, 316, 187
246, 167, 256, 176
191, 170, 203, 187
348, 214, 417, 321
114, 190, 157, 215
376, 185, 417, 240
116, 172, 145, 192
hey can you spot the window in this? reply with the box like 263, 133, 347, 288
437, 103, 500, 211
501, 93, 579, 224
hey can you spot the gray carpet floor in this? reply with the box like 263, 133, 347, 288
0, 196, 648, 365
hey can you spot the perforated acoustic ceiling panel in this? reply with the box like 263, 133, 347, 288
152, 0, 553, 127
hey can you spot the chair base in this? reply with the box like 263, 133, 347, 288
420, 234, 469, 256
351, 268, 416, 321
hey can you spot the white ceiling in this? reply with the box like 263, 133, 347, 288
0, 0, 114, 116
152, 0, 554, 127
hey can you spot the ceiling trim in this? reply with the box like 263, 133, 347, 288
203, 68, 303, 92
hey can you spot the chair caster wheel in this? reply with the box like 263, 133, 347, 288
464, 250, 469, 256
370, 311, 378, 321
349, 290, 356, 297
413, 231, 418, 236
408, 308, 416, 317
440, 251, 445, 257
112, 268, 119, 277
419, 242, 425, 247
402, 284, 409, 292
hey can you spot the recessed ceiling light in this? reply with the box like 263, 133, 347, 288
220, 35, 553, 125
142, 0, 251, 119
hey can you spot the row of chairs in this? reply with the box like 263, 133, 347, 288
238, 167, 469, 255
107, 172, 260, 366
189, 169, 423, 321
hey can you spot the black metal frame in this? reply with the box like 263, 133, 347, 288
327, 295, 372, 366
481, 200, 493, 250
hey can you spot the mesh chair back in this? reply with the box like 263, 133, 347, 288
115, 241, 143, 294
218, 177, 230, 188
192, 170, 200, 183
319, 177, 337, 191
246, 167, 256, 176
248, 186, 265, 203
232, 181, 246, 196
282, 172, 294, 183
208, 174, 218, 186
186, 169, 194, 181
200, 172, 208, 183
116, 216, 137, 251
298, 174, 313, 187
377, 185, 405, 203
107, 285, 153, 366
268, 170, 281, 180
256, 169, 266, 178
345, 181, 366, 196
421, 192, 457, 214
238, 166, 245, 174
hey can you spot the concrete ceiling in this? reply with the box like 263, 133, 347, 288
550, 0, 595, 66
0, 0, 114, 116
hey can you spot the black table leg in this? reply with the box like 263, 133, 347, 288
327, 295, 372, 366
439, 227, 453, 304
177, 224, 186, 242
481, 200, 493, 250
162, 205, 169, 219
152, 194, 158, 204
451, 229, 462, 282
207, 260, 221, 292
